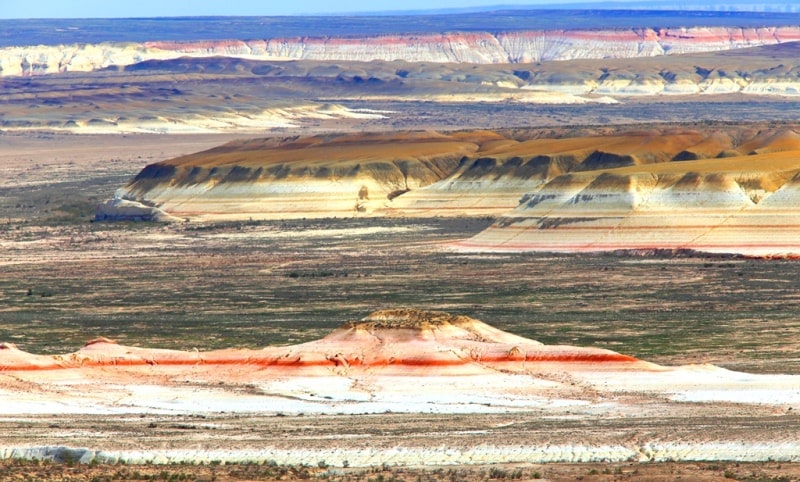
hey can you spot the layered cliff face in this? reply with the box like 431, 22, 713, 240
381, 126, 800, 219
7, 41, 800, 135
106, 125, 800, 256
114, 131, 482, 220
113, 128, 712, 220
520, 40, 800, 97
458, 148, 800, 257
4, 26, 800, 77
384, 130, 725, 216
391, 127, 800, 258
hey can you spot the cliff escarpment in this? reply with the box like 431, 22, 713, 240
383, 126, 800, 217
7, 41, 800, 134
4, 26, 800, 77
105, 124, 800, 256
456, 131, 800, 257
115, 131, 485, 220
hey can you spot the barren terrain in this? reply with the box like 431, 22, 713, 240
96, 123, 800, 256
4, 42, 800, 135
4, 7, 800, 479
5, 212, 800, 372
2, 456, 800, 481
3, 136, 800, 478
2, 136, 800, 370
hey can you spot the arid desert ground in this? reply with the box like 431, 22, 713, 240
4, 8, 800, 482
4, 126, 800, 481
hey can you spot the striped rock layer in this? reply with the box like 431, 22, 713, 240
2, 309, 800, 424
457, 148, 800, 257
107, 125, 800, 256
4, 27, 800, 77
115, 131, 482, 221
0, 309, 641, 375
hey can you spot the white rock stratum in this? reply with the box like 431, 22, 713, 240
4, 27, 800, 76
1, 309, 799, 465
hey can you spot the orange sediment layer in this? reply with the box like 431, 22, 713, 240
0, 311, 645, 375
0, 351, 637, 372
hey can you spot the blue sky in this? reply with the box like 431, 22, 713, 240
0, 0, 638, 18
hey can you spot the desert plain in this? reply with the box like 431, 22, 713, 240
4, 8, 800, 482
4, 128, 800, 480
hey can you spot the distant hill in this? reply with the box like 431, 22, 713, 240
549, 1, 800, 12
367, 1, 800, 15
2, 9, 800, 47
104, 124, 800, 257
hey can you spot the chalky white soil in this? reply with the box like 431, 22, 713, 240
2, 310, 799, 466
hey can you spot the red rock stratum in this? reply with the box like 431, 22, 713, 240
0, 309, 639, 374
2, 309, 799, 423
3, 309, 800, 465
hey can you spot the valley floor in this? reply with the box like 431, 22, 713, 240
3, 412, 800, 480
3, 458, 800, 481
3, 131, 800, 475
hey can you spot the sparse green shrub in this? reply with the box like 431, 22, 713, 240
488, 467, 508, 479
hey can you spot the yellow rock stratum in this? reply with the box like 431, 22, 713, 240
108, 125, 800, 256
116, 131, 483, 220
457, 148, 800, 257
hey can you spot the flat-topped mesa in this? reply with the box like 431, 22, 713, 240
337, 308, 539, 346
112, 131, 481, 221
101, 124, 800, 251
348, 308, 475, 330
5, 26, 800, 76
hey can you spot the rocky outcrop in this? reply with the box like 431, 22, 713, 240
108, 126, 800, 234
94, 198, 182, 222
457, 149, 800, 257
4, 26, 800, 77
0, 309, 640, 374
1, 307, 799, 447
382, 127, 800, 217
102, 124, 800, 256
3, 308, 800, 464
7, 43, 800, 136
116, 132, 479, 220
497, 27, 800, 62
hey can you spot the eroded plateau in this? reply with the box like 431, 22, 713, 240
4, 8, 800, 479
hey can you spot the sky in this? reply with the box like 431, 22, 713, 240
0, 0, 641, 18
